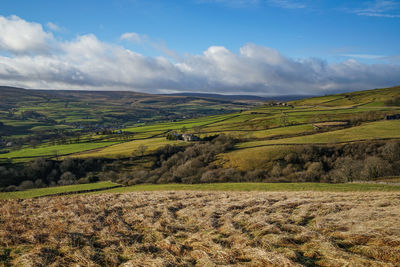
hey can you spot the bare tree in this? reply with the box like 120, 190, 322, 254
280, 112, 288, 127
193, 126, 202, 135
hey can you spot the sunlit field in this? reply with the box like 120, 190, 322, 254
1, 191, 399, 266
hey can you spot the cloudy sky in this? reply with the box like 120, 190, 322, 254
0, 0, 400, 95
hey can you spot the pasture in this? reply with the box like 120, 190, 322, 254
0, 141, 118, 162
0, 181, 120, 199
238, 120, 400, 148
1, 182, 399, 200
94, 182, 400, 194
73, 138, 187, 158
1, 85, 400, 173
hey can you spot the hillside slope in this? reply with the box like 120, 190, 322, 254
2, 85, 400, 163
0, 86, 258, 138
1, 85, 400, 190
290, 85, 400, 107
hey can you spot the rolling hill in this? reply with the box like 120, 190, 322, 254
0, 86, 260, 139
1, 85, 399, 164
0, 85, 399, 190
1, 85, 400, 267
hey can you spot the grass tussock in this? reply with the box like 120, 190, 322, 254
0, 191, 399, 266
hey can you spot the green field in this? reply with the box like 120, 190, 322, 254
0, 181, 120, 199
291, 86, 400, 107
64, 86, 400, 160
238, 120, 400, 148
0, 141, 118, 161
124, 114, 238, 133
0, 86, 256, 152
221, 120, 400, 170
219, 145, 294, 170
1, 85, 400, 168
73, 137, 187, 158
1, 182, 399, 200
94, 182, 400, 194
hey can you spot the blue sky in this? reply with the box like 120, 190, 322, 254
0, 0, 399, 95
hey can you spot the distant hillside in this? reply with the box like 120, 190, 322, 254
164, 92, 313, 102
0, 86, 259, 137
0, 86, 264, 106
290, 85, 400, 107
1, 84, 400, 189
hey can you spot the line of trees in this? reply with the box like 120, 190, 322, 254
1, 136, 400, 192
116, 139, 400, 185
0, 158, 108, 192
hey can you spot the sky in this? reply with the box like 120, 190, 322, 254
0, 0, 399, 95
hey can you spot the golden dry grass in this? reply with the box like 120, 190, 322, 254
1, 191, 399, 266
70, 138, 185, 158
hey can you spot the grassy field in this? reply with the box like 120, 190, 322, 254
93, 182, 400, 194
0, 181, 119, 199
0, 86, 255, 143
1, 85, 400, 168
73, 138, 187, 158
219, 145, 292, 170
238, 120, 400, 148
222, 127, 400, 171
2, 84, 400, 266
217, 120, 400, 170
291, 85, 400, 107
0, 141, 118, 161
67, 107, 400, 164
124, 114, 238, 133
1, 191, 399, 266
2, 182, 399, 200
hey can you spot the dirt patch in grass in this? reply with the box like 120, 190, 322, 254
0, 191, 399, 266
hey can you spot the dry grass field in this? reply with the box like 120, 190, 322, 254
1, 191, 399, 266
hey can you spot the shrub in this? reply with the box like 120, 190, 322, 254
269, 163, 283, 178
284, 152, 299, 164
360, 156, 392, 180
18, 180, 35, 190
5, 185, 17, 192
380, 142, 400, 162
58, 172, 76, 185
305, 162, 325, 182
200, 169, 219, 183
243, 169, 267, 182
328, 157, 363, 183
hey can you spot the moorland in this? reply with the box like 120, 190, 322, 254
1, 191, 399, 266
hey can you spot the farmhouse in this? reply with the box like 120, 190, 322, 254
266, 101, 292, 107
182, 133, 200, 142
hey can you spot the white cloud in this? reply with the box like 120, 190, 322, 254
267, 0, 306, 9
197, 0, 307, 9
46, 22, 62, 32
150, 40, 181, 61
342, 54, 384, 59
0, 16, 399, 95
121, 32, 180, 60
350, 0, 400, 18
120, 32, 145, 43
196, 0, 260, 7
0, 15, 54, 54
